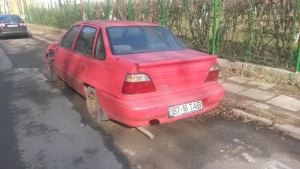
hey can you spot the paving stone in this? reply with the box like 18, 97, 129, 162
227, 76, 249, 84
276, 110, 300, 120
247, 81, 276, 90
238, 89, 276, 101
267, 95, 300, 112
222, 83, 247, 94
253, 103, 271, 110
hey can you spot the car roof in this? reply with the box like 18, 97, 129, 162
76, 20, 161, 27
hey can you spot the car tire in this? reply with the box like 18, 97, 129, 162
86, 87, 109, 123
46, 60, 59, 82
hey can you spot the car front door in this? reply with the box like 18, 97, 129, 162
54, 25, 81, 82
68, 25, 98, 95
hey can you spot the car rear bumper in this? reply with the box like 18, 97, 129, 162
98, 83, 224, 127
0, 29, 28, 37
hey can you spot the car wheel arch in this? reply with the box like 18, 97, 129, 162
85, 85, 109, 122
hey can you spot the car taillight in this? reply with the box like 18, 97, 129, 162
0, 23, 5, 28
19, 23, 26, 26
122, 74, 156, 94
205, 63, 219, 82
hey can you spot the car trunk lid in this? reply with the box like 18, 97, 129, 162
118, 49, 218, 92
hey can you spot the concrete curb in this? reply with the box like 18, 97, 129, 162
30, 34, 54, 44
232, 109, 300, 140
218, 58, 300, 86
274, 124, 300, 140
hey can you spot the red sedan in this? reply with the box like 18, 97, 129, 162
45, 20, 224, 127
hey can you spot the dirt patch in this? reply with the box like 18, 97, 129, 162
272, 85, 300, 99
220, 67, 291, 85
220, 67, 300, 96
27, 23, 66, 35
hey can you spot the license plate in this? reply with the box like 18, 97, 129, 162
7, 25, 18, 27
168, 101, 203, 118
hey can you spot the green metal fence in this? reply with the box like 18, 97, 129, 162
24, 0, 300, 72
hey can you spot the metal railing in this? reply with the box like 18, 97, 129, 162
20, 0, 300, 72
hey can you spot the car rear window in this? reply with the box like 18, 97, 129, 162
0, 15, 22, 22
107, 26, 187, 55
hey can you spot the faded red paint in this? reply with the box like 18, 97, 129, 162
46, 20, 224, 127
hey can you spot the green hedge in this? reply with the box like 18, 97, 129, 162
25, 0, 300, 71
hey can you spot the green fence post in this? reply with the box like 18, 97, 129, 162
296, 38, 300, 73
211, 0, 218, 54
32, 5, 36, 24
24, 3, 31, 23
88, 0, 92, 20
47, 4, 50, 26
291, 0, 299, 68
105, 0, 110, 20
247, 0, 255, 59
142, 0, 147, 21
58, 0, 62, 7
74, 0, 79, 21
48, 3, 53, 27
30, 5, 34, 24
183, 0, 188, 37
64, 3, 70, 28
207, 0, 212, 53
58, 0, 63, 26
55, 1, 61, 28
216, 0, 222, 54
160, 0, 165, 25
42, 4, 45, 26
128, 0, 133, 20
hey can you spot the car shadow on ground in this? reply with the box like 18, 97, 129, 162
0, 34, 32, 40
45, 78, 132, 168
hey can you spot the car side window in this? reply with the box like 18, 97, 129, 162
60, 25, 80, 49
95, 30, 106, 60
74, 26, 97, 57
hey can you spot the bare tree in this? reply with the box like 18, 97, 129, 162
5, 0, 10, 14
16, 0, 24, 15
0, 2, 2, 14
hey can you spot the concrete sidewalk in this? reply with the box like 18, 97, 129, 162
220, 76, 300, 139
26, 24, 300, 140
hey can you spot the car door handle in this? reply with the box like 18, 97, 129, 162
80, 65, 86, 69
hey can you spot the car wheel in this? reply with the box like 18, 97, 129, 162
86, 87, 109, 123
46, 60, 59, 82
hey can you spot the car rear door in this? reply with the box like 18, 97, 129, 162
53, 25, 81, 82
68, 25, 98, 95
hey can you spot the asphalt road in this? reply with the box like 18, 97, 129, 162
0, 37, 300, 169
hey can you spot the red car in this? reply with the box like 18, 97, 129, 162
45, 20, 224, 127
